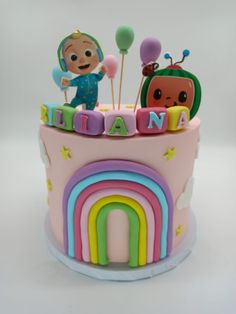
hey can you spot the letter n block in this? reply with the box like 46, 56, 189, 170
53, 105, 76, 131
73, 110, 104, 136
105, 110, 136, 137
40, 103, 58, 126
167, 106, 190, 131
136, 108, 168, 134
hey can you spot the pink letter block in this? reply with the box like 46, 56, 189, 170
104, 110, 136, 137
136, 108, 168, 134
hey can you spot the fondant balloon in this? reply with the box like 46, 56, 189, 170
115, 26, 135, 55
103, 55, 118, 79
52, 67, 72, 91
140, 37, 161, 66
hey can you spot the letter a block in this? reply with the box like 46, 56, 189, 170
105, 110, 136, 137
167, 106, 190, 131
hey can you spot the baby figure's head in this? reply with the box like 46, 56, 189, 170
57, 30, 104, 75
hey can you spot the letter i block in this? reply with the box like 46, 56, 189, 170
53, 105, 76, 131
136, 108, 168, 134
105, 110, 136, 137
73, 110, 104, 136
167, 106, 190, 131
40, 103, 58, 126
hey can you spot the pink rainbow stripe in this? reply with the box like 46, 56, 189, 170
63, 160, 173, 257
74, 180, 162, 262
80, 189, 154, 263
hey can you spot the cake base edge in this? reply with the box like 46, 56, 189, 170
45, 211, 196, 281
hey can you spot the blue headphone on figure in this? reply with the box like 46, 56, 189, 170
57, 30, 104, 72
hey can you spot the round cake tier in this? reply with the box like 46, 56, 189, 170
39, 117, 200, 269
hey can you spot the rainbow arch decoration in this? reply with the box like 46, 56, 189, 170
63, 160, 174, 267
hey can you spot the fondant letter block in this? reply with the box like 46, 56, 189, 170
53, 106, 76, 131
167, 106, 190, 131
105, 110, 136, 137
40, 103, 58, 126
136, 108, 168, 134
73, 110, 104, 136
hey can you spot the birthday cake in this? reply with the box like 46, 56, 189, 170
39, 26, 201, 280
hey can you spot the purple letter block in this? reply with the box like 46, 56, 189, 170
73, 110, 104, 136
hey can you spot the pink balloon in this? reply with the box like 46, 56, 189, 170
103, 55, 118, 79
140, 37, 161, 66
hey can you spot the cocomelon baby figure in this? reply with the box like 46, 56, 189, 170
58, 30, 106, 110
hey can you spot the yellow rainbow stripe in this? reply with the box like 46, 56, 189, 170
88, 195, 147, 266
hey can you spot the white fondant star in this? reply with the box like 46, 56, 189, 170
176, 177, 194, 210
39, 135, 50, 168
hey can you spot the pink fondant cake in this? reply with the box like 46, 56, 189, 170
39, 27, 201, 280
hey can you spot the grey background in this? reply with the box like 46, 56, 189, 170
1, 0, 236, 313
1, 0, 236, 144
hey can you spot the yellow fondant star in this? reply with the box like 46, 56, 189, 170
176, 224, 184, 236
99, 107, 110, 112
163, 147, 176, 161
125, 104, 135, 109
47, 179, 53, 192
61, 146, 72, 160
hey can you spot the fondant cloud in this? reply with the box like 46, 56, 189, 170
176, 177, 194, 210
39, 135, 50, 168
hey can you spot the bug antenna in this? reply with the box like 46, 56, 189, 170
164, 52, 173, 65
174, 49, 190, 65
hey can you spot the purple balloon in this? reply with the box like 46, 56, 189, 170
140, 37, 162, 65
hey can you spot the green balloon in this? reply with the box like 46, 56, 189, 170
115, 25, 135, 55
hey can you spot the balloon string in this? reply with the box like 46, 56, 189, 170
118, 54, 125, 110
111, 79, 115, 110
64, 91, 68, 104
133, 75, 144, 112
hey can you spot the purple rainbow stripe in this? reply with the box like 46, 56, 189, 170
63, 160, 174, 258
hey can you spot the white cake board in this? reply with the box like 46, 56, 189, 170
45, 211, 196, 281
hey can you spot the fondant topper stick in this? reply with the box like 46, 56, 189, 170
64, 90, 68, 103
118, 54, 124, 109
103, 55, 118, 110
133, 37, 161, 112
115, 26, 134, 110
111, 80, 115, 109
52, 67, 72, 104
134, 76, 145, 110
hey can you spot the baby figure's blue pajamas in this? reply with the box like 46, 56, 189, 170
69, 72, 104, 110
